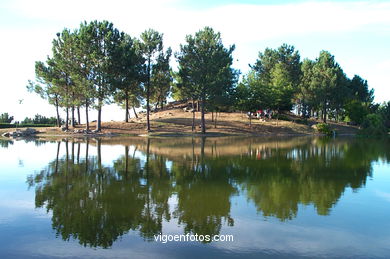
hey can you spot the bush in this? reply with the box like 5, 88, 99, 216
378, 101, 390, 129
277, 114, 292, 121
316, 123, 332, 136
345, 100, 369, 125
295, 118, 308, 125
360, 114, 387, 136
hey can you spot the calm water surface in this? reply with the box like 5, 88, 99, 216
0, 136, 389, 258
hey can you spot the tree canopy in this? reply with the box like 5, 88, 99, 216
27, 21, 387, 135
176, 26, 238, 133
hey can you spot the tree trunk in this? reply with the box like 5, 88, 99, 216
133, 106, 138, 119
249, 112, 252, 127
97, 139, 102, 170
96, 103, 102, 131
85, 139, 89, 171
200, 137, 205, 173
85, 101, 89, 131
65, 140, 69, 162
125, 145, 129, 177
71, 106, 75, 127
214, 112, 217, 128
192, 99, 195, 132
125, 92, 129, 123
201, 96, 206, 134
323, 101, 327, 123
71, 141, 75, 164
77, 142, 80, 164
65, 107, 69, 130
55, 141, 60, 173
55, 98, 61, 128
77, 106, 81, 125
211, 111, 214, 122
192, 110, 195, 132
146, 57, 151, 131
161, 99, 164, 110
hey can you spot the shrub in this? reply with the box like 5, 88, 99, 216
345, 100, 369, 125
295, 118, 308, 125
360, 114, 387, 136
378, 101, 390, 129
316, 123, 332, 136
277, 114, 291, 121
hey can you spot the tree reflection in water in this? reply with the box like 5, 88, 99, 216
27, 137, 389, 248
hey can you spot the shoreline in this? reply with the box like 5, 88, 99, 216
0, 129, 357, 141
0, 109, 359, 139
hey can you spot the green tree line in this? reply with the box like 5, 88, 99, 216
0, 112, 59, 127
28, 21, 389, 134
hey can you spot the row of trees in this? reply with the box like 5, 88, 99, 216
29, 20, 387, 134
0, 112, 58, 125
0, 113, 14, 123
235, 44, 376, 124
29, 21, 237, 134
29, 21, 172, 131
21, 114, 59, 125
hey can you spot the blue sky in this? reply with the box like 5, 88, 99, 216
0, 0, 389, 121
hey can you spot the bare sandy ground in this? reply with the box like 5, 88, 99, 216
0, 108, 358, 137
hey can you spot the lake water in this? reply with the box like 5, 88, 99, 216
0, 136, 389, 258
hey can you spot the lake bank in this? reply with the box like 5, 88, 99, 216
0, 109, 359, 138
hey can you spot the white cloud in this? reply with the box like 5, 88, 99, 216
376, 190, 390, 202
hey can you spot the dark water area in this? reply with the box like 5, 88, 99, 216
0, 136, 389, 258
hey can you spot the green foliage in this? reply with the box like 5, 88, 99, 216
233, 71, 269, 112
0, 123, 15, 128
0, 123, 54, 128
277, 114, 291, 121
176, 27, 238, 132
22, 114, 60, 125
349, 75, 374, 104
360, 114, 387, 136
27, 22, 385, 133
297, 58, 315, 117
0, 113, 14, 123
150, 48, 172, 109
295, 118, 308, 125
316, 123, 332, 136
111, 34, 145, 121
251, 44, 301, 112
378, 101, 390, 129
344, 100, 369, 125
139, 29, 166, 130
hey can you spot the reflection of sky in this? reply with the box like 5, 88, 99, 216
1, 140, 390, 258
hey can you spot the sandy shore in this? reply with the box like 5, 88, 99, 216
0, 108, 358, 138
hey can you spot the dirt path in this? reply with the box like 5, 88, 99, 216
0, 109, 359, 137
